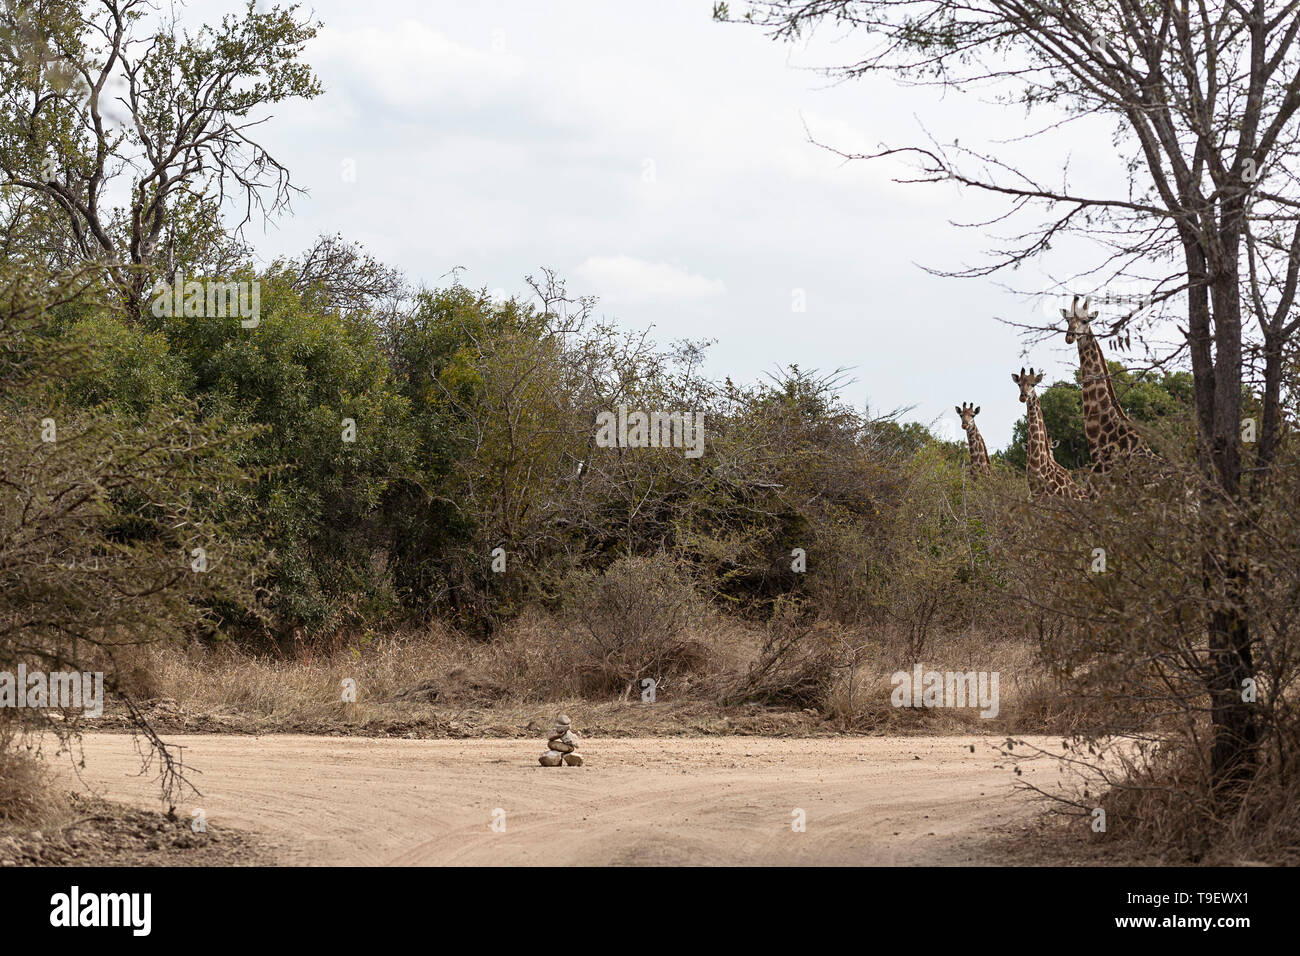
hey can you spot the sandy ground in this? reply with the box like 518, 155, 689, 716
60, 734, 1063, 865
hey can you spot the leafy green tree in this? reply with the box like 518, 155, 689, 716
871, 418, 946, 458
391, 276, 622, 628
47, 308, 190, 416
1002, 363, 1193, 470
160, 271, 414, 636
0, 0, 321, 314
0, 264, 259, 800
383, 284, 505, 620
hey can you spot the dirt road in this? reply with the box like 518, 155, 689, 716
64, 734, 1059, 865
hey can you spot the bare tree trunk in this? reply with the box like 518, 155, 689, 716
1204, 526, 1258, 795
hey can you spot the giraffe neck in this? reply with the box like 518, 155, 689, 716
1077, 330, 1131, 423
1077, 329, 1153, 466
1025, 391, 1051, 470
1025, 391, 1082, 498
966, 424, 990, 473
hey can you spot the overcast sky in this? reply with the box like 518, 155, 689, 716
179, 0, 1154, 451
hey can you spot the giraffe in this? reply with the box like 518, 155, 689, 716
1012, 367, 1087, 500
954, 402, 991, 476
1062, 296, 1157, 472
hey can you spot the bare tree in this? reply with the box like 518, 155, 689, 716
729, 0, 1300, 792
283, 233, 409, 320
0, 0, 321, 315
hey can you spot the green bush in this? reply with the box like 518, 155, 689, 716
157, 272, 417, 637
53, 310, 190, 415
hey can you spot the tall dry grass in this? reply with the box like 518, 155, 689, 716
117, 608, 1061, 735
0, 733, 66, 830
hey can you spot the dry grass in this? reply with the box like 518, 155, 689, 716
1084, 737, 1300, 865
823, 626, 1077, 733
0, 735, 67, 830
140, 612, 726, 713
96, 610, 1068, 737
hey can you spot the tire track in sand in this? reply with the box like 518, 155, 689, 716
62, 734, 1057, 865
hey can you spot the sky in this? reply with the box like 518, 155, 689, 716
173, 0, 1158, 451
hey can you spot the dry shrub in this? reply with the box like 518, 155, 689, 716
990, 434, 1300, 860
815, 623, 1052, 731
723, 601, 836, 709
1080, 737, 1218, 859
1082, 734, 1300, 864
407, 610, 579, 702
559, 554, 712, 699
140, 604, 714, 714
1010, 675, 1106, 736
0, 733, 64, 829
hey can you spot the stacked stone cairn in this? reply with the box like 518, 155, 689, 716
538, 714, 583, 767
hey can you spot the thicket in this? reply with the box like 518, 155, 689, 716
4, 0, 1296, 863
30, 260, 1014, 651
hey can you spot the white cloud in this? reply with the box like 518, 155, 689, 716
193, 0, 1125, 448
574, 256, 725, 305
307, 20, 525, 115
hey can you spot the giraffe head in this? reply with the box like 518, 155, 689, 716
1062, 295, 1097, 345
1011, 367, 1044, 403
955, 402, 981, 432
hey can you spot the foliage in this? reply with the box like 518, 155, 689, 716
0, 0, 322, 313
560, 553, 709, 699
0, 264, 260, 800
1002, 363, 1194, 471
157, 271, 414, 637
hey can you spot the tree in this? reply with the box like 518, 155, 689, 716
1002, 362, 1194, 470
277, 233, 408, 322
161, 270, 415, 638
731, 0, 1300, 792
0, 263, 259, 801
0, 0, 321, 315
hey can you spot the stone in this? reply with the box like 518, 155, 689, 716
539, 713, 584, 767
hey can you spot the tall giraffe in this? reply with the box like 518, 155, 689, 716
1062, 296, 1155, 471
1013, 367, 1086, 500
955, 402, 991, 476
